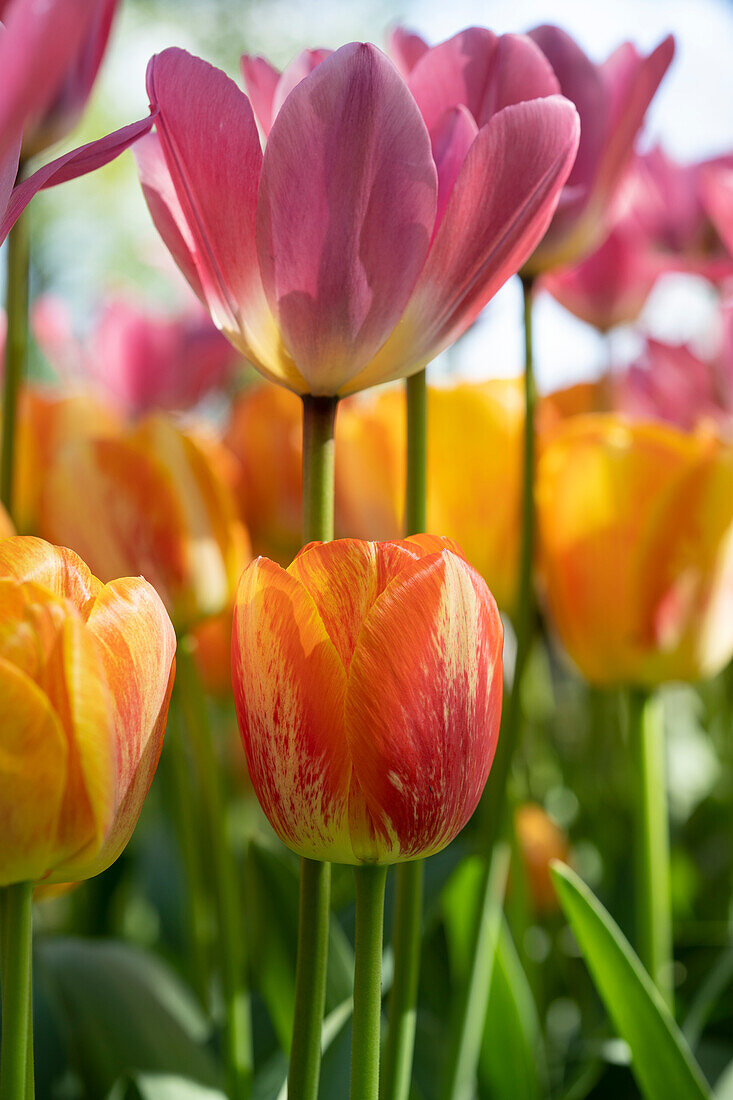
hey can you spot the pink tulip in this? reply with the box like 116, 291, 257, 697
241, 47, 332, 138
136, 42, 579, 397
525, 27, 675, 271
0, 0, 119, 157
33, 295, 239, 417
542, 218, 663, 331
616, 337, 732, 432
0, 0, 155, 245
623, 147, 733, 280
386, 27, 429, 77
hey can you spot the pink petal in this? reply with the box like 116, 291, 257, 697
345, 95, 579, 394
408, 28, 559, 137
699, 162, 733, 258
0, 113, 155, 244
431, 105, 478, 232
240, 54, 281, 135
0, 0, 98, 153
270, 49, 332, 127
0, 131, 21, 224
145, 48, 263, 334
257, 42, 437, 395
386, 26, 429, 77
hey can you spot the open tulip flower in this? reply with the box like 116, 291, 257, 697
523, 27, 674, 272
537, 415, 733, 685
0, 536, 175, 886
135, 41, 579, 396
232, 536, 503, 864
40, 415, 250, 630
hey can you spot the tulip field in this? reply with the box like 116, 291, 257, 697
3, 1, 733, 1098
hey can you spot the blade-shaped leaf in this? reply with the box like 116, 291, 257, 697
551, 862, 711, 1100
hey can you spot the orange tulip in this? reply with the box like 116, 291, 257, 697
0, 536, 175, 885
536, 379, 610, 439
514, 802, 569, 914
0, 501, 14, 537
336, 391, 404, 541
10, 386, 121, 534
537, 415, 733, 685
40, 415, 250, 631
232, 535, 503, 864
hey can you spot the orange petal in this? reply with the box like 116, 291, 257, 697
0, 536, 102, 612
0, 656, 68, 886
0, 501, 14, 537
232, 556, 352, 861
345, 549, 503, 861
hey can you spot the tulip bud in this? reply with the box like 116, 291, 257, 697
514, 802, 569, 913
232, 536, 503, 864
0, 536, 175, 886
40, 414, 250, 631
537, 415, 733, 684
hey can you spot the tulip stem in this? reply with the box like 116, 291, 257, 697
0, 882, 33, 1100
177, 641, 252, 1099
301, 395, 338, 542
289, 858, 332, 1100
381, 368, 428, 1100
350, 865, 388, 1100
405, 369, 427, 532
1, 198, 30, 521
628, 689, 674, 1010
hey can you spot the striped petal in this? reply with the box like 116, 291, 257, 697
0, 656, 68, 886
232, 557, 352, 861
345, 550, 503, 861
256, 42, 437, 394
0, 536, 102, 610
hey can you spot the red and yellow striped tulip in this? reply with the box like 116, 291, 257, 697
232, 536, 503, 864
40, 414, 250, 630
537, 416, 733, 685
0, 536, 175, 885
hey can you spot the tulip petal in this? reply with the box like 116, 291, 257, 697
270, 49, 332, 124
0, 656, 68, 886
0, 536, 102, 610
431, 106, 478, 232
0, 130, 21, 225
0, 502, 13, 538
232, 557, 353, 861
69, 576, 176, 879
345, 95, 579, 393
0, 114, 156, 244
345, 550, 503, 861
142, 48, 306, 392
240, 53, 281, 135
408, 28, 559, 136
256, 42, 438, 394
387, 26, 429, 78
288, 539, 419, 671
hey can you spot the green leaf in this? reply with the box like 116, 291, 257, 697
478, 920, 546, 1100
109, 1075, 227, 1099
551, 862, 711, 1100
37, 937, 221, 1098
715, 1057, 733, 1099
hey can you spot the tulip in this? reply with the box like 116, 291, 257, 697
232, 535, 503, 864
536, 415, 733, 686
33, 294, 240, 418
524, 28, 674, 272
514, 802, 569, 914
0, 499, 13, 537
40, 414, 250, 630
0, 0, 120, 158
135, 42, 579, 397
537, 379, 611, 438
0, 535, 176, 885
336, 391, 405, 542
385, 26, 429, 78
6, 385, 121, 534
542, 219, 663, 332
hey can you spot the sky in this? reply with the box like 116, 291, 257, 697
17, 0, 733, 393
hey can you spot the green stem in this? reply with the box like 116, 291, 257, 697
480, 273, 536, 845
0, 883, 33, 1100
177, 641, 252, 1099
289, 859, 332, 1100
166, 693, 211, 1009
441, 846, 510, 1100
350, 865, 388, 1100
381, 862, 423, 1100
287, 393, 338, 1100
628, 689, 673, 1010
301, 395, 337, 543
1, 202, 30, 521
382, 369, 428, 1100
405, 369, 427, 533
